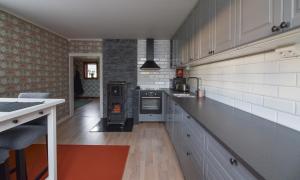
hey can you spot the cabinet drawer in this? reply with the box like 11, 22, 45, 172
206, 134, 256, 180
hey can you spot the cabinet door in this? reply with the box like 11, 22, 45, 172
178, 27, 185, 66
205, 134, 257, 180
193, 2, 202, 60
165, 95, 171, 133
188, 10, 196, 62
284, 0, 300, 28
205, 157, 232, 180
200, 0, 213, 58
182, 21, 190, 65
213, 0, 236, 53
237, 0, 282, 45
167, 98, 175, 140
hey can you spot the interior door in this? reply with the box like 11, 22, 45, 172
237, 0, 282, 45
284, 0, 300, 28
213, 0, 236, 53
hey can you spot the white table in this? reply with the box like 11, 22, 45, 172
0, 98, 65, 180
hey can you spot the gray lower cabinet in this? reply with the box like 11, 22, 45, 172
206, 134, 256, 180
165, 95, 256, 180
166, 96, 175, 138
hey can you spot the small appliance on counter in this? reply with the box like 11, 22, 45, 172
171, 68, 189, 92
172, 78, 189, 92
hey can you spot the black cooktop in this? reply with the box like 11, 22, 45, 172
0, 102, 44, 112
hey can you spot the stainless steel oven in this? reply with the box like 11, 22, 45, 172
140, 90, 162, 114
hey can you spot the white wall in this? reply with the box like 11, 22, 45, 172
188, 51, 300, 132
137, 40, 175, 89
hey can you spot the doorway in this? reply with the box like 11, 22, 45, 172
69, 53, 103, 118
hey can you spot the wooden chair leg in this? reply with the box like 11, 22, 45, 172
0, 160, 10, 180
15, 150, 27, 180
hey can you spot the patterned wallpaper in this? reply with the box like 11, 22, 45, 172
0, 10, 69, 119
74, 58, 100, 97
69, 40, 102, 53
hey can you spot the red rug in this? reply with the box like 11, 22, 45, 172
9, 144, 130, 180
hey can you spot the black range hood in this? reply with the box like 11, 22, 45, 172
140, 38, 160, 70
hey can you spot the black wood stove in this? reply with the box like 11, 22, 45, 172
107, 81, 128, 125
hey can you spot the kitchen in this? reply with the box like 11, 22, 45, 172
0, 0, 300, 180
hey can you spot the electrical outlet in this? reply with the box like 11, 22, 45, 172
275, 44, 300, 58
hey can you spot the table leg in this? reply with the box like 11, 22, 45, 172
47, 107, 57, 180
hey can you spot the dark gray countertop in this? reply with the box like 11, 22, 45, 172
163, 89, 300, 180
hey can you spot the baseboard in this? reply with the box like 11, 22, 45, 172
57, 115, 71, 125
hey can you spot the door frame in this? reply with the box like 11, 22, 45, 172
68, 53, 103, 118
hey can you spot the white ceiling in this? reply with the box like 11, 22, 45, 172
0, 0, 198, 39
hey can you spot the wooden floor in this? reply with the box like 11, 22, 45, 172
57, 100, 184, 180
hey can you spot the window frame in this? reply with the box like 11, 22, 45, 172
83, 62, 99, 79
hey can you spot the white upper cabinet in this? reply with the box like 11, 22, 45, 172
236, 0, 283, 45
284, 0, 300, 29
171, 0, 300, 67
187, 13, 195, 62
199, 0, 213, 58
213, 0, 236, 53
193, 3, 202, 60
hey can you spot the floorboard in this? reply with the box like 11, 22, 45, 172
56, 100, 184, 180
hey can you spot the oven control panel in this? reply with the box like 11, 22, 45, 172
140, 90, 162, 97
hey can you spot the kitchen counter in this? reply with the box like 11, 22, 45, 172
163, 89, 300, 180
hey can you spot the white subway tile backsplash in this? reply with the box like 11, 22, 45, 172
234, 100, 252, 113
277, 112, 300, 131
252, 84, 278, 97
279, 58, 300, 72
251, 105, 277, 122
243, 93, 264, 105
190, 52, 300, 132
263, 73, 297, 86
296, 102, 300, 115
235, 61, 279, 74
263, 97, 295, 114
279, 87, 300, 101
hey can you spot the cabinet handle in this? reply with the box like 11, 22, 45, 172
187, 115, 190, 119
212, 50, 215, 54
271, 26, 280, 32
187, 133, 191, 137
12, 119, 19, 124
280, 21, 290, 29
208, 51, 212, 55
186, 152, 191, 156
229, 158, 238, 166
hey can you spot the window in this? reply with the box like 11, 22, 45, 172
84, 62, 98, 79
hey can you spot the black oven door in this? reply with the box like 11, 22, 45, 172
140, 96, 162, 114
